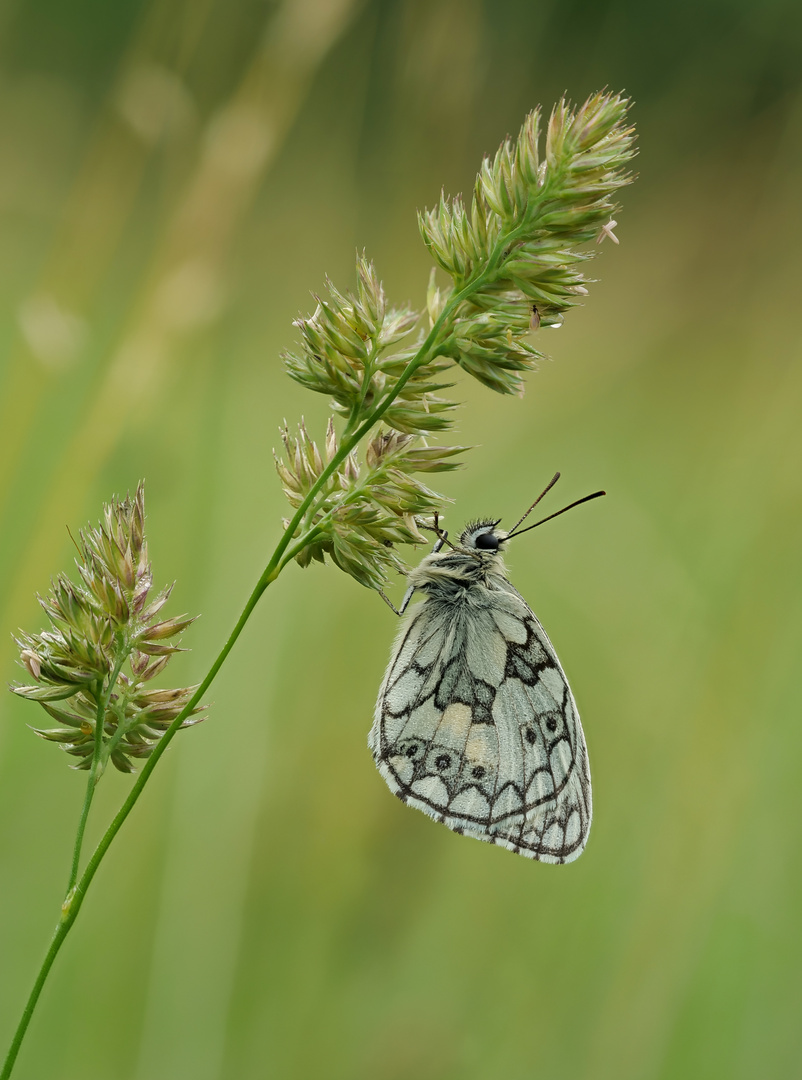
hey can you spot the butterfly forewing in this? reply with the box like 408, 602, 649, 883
370, 566, 592, 864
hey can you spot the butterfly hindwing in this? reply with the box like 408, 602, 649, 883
370, 580, 592, 863
370, 600, 508, 832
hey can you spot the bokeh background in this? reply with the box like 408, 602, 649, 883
1, 0, 801, 1077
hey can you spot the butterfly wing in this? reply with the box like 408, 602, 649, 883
370, 584, 592, 864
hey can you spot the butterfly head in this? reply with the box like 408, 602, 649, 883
458, 519, 509, 556
453, 475, 607, 556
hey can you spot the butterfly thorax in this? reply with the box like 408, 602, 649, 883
407, 547, 509, 600
407, 519, 512, 598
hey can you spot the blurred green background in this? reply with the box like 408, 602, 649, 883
1, 0, 801, 1077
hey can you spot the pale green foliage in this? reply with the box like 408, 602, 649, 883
12, 484, 202, 772
275, 420, 465, 589
421, 92, 636, 393
277, 91, 635, 591
284, 257, 459, 437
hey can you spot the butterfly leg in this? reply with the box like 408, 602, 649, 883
397, 532, 447, 614
376, 588, 403, 616
378, 532, 448, 616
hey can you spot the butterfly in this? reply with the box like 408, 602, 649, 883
369, 473, 602, 864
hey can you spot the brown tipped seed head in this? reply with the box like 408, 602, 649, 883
11, 482, 203, 773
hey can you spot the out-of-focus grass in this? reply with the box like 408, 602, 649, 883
1, 1, 801, 1078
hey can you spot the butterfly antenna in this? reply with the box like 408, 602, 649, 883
508, 490, 606, 538
506, 472, 562, 536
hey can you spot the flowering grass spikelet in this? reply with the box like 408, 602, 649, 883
275, 91, 635, 596
11, 483, 203, 773
273, 90, 634, 600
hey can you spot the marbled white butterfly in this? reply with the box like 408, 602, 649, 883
369, 473, 603, 864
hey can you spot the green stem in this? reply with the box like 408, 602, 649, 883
0, 568, 274, 1080
1, 216, 523, 1080
67, 655, 127, 894
0, 920, 72, 1080
342, 339, 381, 441
1, 515, 332, 1080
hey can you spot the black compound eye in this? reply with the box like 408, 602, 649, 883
474, 531, 500, 551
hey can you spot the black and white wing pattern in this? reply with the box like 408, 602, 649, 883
369, 586, 591, 864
